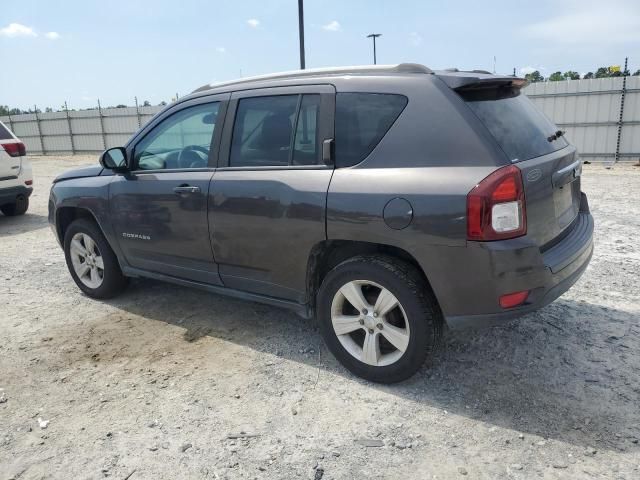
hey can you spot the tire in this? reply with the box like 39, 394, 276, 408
1, 195, 29, 216
317, 255, 442, 383
63, 218, 128, 299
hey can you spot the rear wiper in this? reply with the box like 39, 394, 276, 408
547, 130, 565, 142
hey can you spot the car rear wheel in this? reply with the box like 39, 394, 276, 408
317, 255, 442, 383
63, 218, 127, 299
0, 195, 29, 216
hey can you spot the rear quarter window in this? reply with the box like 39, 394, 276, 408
460, 88, 568, 162
335, 93, 407, 167
0, 122, 14, 140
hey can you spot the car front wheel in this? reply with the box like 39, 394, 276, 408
63, 218, 127, 299
317, 255, 442, 383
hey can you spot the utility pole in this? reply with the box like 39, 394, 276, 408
367, 33, 382, 65
298, 0, 306, 69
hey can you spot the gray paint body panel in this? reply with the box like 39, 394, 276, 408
326, 166, 497, 316
209, 168, 333, 302
109, 171, 221, 285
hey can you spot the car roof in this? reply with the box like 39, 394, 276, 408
191, 63, 434, 94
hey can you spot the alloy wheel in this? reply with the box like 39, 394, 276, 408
330, 280, 410, 367
69, 232, 104, 289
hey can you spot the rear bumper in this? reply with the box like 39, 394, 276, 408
0, 185, 33, 206
440, 195, 594, 329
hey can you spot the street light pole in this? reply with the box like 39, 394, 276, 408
367, 33, 382, 65
298, 0, 306, 69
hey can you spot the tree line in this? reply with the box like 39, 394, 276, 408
525, 67, 640, 83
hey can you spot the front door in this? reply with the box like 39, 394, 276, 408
209, 86, 335, 302
110, 96, 227, 285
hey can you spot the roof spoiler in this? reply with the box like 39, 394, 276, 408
440, 75, 528, 91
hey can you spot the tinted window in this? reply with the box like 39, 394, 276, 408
292, 95, 320, 165
231, 95, 297, 167
134, 102, 219, 170
461, 88, 568, 162
230, 94, 321, 167
335, 93, 407, 167
0, 122, 14, 140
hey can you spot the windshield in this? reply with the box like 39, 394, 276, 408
461, 87, 568, 162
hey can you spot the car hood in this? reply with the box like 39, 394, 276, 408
53, 165, 105, 183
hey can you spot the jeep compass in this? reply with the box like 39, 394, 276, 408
48, 64, 594, 382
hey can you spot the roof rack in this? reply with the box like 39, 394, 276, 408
441, 68, 493, 75
192, 63, 433, 93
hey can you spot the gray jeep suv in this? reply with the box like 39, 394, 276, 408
48, 64, 594, 382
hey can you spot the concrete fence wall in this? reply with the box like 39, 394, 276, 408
525, 75, 640, 163
0, 105, 162, 155
2, 76, 639, 162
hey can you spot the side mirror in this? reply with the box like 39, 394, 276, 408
202, 112, 218, 125
100, 147, 128, 171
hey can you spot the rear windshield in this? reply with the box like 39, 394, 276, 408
460, 87, 567, 162
0, 122, 13, 140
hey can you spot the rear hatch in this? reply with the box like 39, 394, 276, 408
0, 121, 22, 180
453, 78, 581, 247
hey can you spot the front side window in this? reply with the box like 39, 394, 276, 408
230, 94, 321, 167
134, 102, 220, 170
335, 93, 408, 167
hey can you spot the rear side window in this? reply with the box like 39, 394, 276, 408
460, 88, 568, 162
230, 94, 321, 167
0, 122, 14, 140
292, 95, 320, 166
335, 93, 407, 167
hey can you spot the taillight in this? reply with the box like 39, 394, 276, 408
2, 142, 26, 157
467, 165, 526, 241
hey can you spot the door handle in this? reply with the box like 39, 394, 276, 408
552, 159, 581, 188
173, 185, 201, 194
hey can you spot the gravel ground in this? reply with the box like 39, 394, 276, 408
1, 156, 639, 480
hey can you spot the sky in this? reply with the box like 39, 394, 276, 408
1, 0, 639, 110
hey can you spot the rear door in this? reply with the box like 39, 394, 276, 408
209, 85, 335, 302
460, 87, 581, 246
0, 122, 21, 180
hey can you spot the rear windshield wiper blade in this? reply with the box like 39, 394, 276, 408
547, 130, 564, 142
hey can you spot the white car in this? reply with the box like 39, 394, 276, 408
0, 120, 32, 216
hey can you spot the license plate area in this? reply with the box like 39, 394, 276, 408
554, 181, 579, 229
